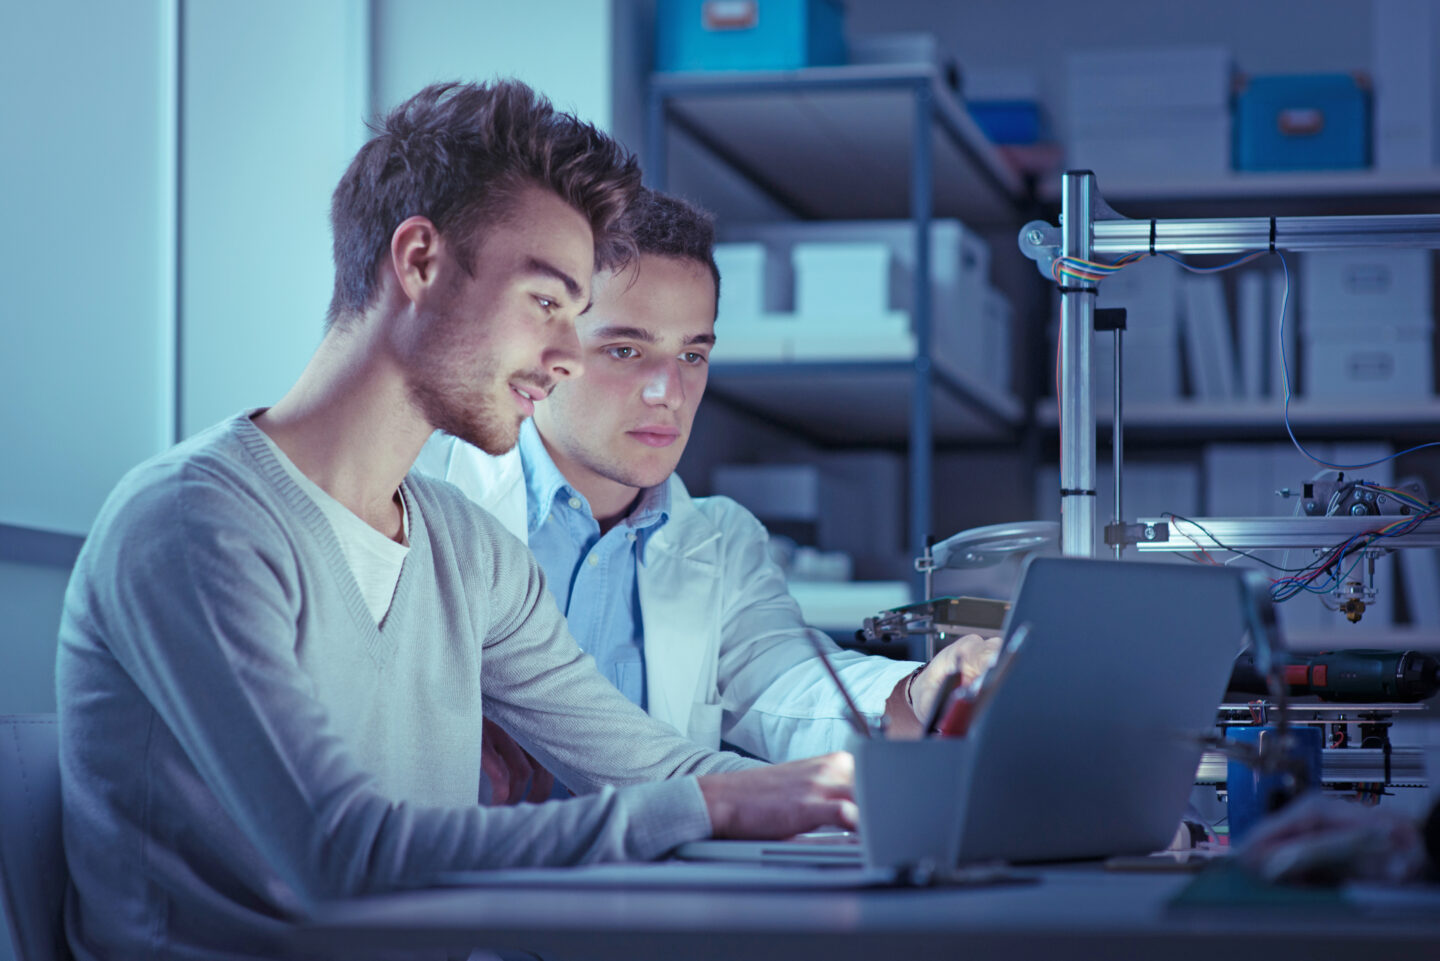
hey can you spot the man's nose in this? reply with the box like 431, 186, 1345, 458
546, 321, 584, 381
641, 360, 683, 408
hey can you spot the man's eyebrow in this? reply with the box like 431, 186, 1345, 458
523, 256, 584, 301
590, 324, 657, 343
588, 327, 717, 347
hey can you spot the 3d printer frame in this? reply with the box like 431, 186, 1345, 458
1018, 173, 1440, 564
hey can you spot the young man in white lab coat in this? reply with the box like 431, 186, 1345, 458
417, 189, 993, 785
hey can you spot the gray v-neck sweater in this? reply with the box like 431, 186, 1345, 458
57, 413, 751, 961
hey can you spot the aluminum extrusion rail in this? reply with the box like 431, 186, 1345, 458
1196, 747, 1426, 785
1131, 515, 1440, 552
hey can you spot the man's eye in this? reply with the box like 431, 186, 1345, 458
609, 346, 636, 359
682, 352, 707, 365
535, 296, 557, 312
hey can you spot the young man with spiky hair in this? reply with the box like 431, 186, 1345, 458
419, 188, 995, 782
57, 82, 853, 961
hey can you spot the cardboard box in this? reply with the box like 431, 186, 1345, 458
656, 0, 845, 72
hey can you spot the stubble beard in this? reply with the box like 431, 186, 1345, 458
405, 307, 525, 456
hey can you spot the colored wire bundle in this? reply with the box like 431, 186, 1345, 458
1051, 246, 1440, 600
1163, 485, 1440, 604
1053, 246, 1440, 471
1049, 249, 1267, 286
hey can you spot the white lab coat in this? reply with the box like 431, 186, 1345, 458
415, 435, 917, 761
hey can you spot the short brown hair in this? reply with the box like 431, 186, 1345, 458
326, 80, 640, 327
619, 188, 721, 314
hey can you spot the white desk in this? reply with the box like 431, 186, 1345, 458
293, 864, 1440, 960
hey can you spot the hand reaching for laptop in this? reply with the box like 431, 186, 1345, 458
697, 752, 857, 839
888, 634, 1001, 737
481, 718, 556, 804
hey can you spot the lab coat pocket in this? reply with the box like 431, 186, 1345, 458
687, 699, 724, 751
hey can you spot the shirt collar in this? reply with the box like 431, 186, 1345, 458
517, 418, 671, 535
518, 419, 571, 536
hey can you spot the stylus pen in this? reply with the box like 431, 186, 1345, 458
921, 670, 967, 738
805, 633, 873, 739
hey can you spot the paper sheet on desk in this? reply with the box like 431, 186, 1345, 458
437, 862, 1027, 891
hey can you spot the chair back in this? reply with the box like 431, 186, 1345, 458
0, 715, 69, 961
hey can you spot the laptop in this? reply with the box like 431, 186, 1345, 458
677, 557, 1249, 867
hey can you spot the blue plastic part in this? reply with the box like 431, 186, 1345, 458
1234, 74, 1370, 171
968, 100, 1043, 145
655, 0, 846, 73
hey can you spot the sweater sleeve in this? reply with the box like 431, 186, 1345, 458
68, 462, 724, 906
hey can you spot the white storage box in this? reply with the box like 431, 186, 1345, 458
1087, 330, 1184, 404
1302, 249, 1434, 326
710, 313, 913, 362
978, 287, 1013, 394
719, 219, 992, 371
713, 243, 768, 325
722, 219, 990, 325
1065, 45, 1232, 180
1085, 254, 1184, 402
712, 463, 825, 520
1302, 324, 1434, 398
1066, 45, 1233, 114
1095, 254, 1182, 333
792, 241, 893, 319
951, 287, 1013, 395
1372, 0, 1439, 169
789, 318, 915, 360
1069, 110, 1230, 179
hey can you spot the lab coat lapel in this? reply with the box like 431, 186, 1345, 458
453, 444, 529, 544
639, 476, 722, 739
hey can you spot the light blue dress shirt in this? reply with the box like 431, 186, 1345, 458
518, 419, 670, 710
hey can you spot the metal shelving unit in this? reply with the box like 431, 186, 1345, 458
645, 65, 1032, 588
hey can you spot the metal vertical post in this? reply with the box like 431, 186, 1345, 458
1059, 171, 1097, 557
645, 84, 668, 189
908, 82, 934, 601
1112, 327, 1124, 559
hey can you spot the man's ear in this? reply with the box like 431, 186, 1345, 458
389, 215, 445, 304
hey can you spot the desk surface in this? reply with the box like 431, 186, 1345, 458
294, 863, 1440, 961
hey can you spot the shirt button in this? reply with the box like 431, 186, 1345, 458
626, 531, 637, 542
567, 496, 581, 510
587, 555, 599, 567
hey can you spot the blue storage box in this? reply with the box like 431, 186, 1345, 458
968, 101, 1045, 145
1234, 74, 1370, 171
656, 0, 846, 73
